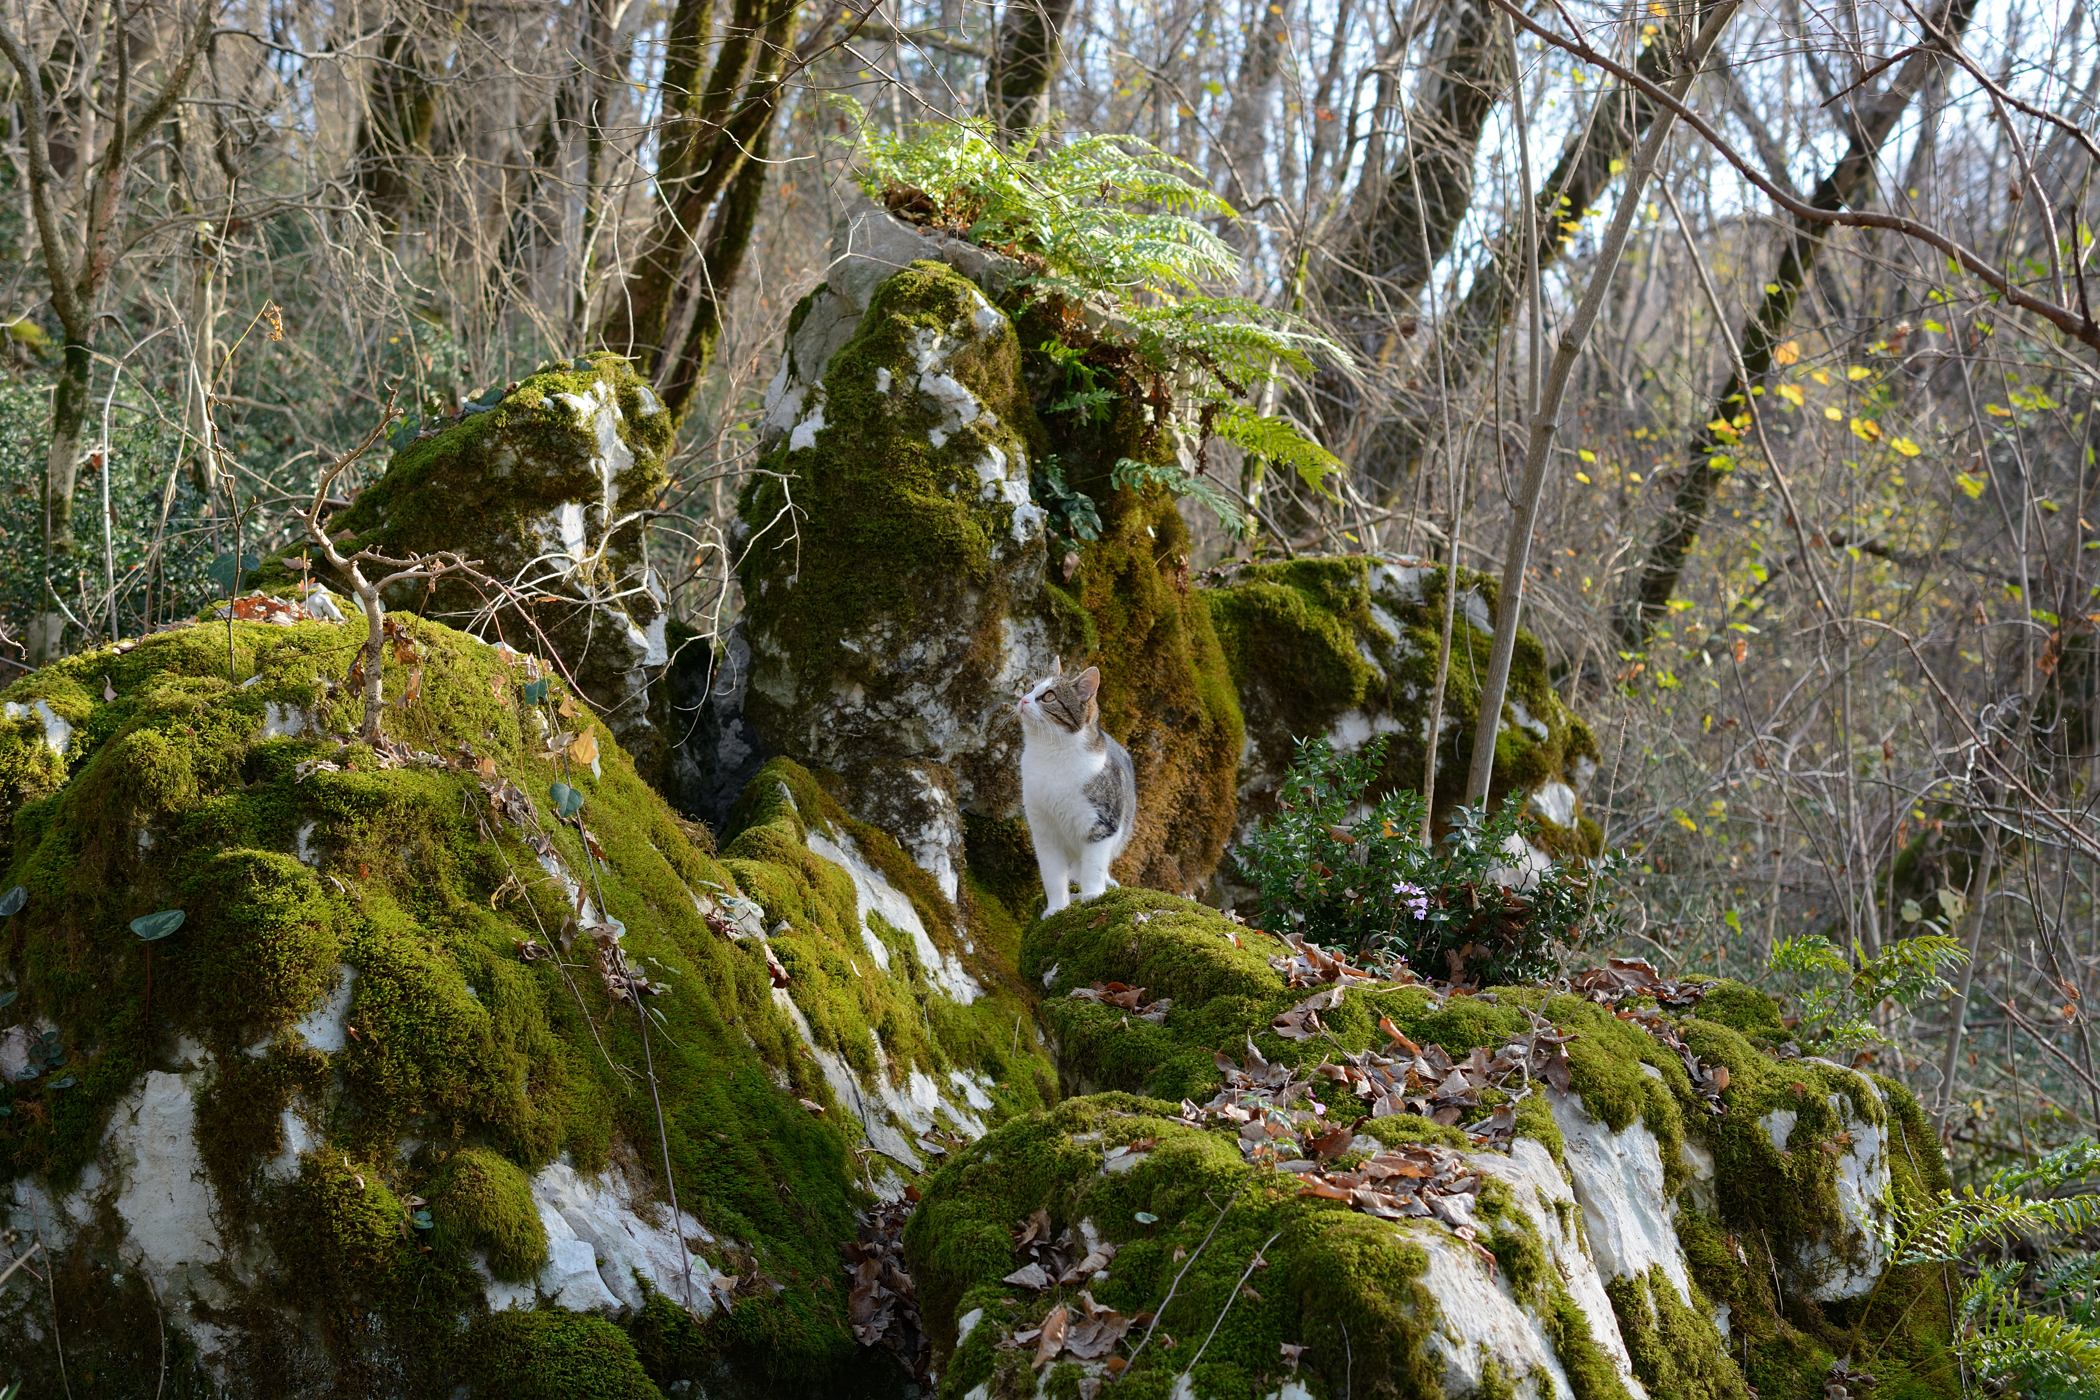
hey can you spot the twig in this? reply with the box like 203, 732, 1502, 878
1119, 1182, 1248, 1378
1176, 1229, 1284, 1385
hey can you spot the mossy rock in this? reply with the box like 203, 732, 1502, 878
738, 259, 1063, 901
1203, 557, 1601, 861
0, 613, 1042, 1395
735, 244, 1246, 907
298, 351, 682, 782
932, 890, 1960, 1398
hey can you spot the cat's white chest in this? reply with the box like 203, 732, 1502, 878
1021, 738, 1106, 853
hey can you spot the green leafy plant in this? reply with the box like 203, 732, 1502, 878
1876, 1139, 2100, 1395
1765, 931, 1966, 1052
1032, 457, 1102, 547
1238, 736, 1618, 984
849, 107, 1350, 520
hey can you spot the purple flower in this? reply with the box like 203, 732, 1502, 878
1392, 881, 1429, 920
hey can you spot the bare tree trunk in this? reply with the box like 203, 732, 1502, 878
1618, 0, 1975, 647
985, 0, 1077, 140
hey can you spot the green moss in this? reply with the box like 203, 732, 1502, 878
431, 1145, 549, 1280
0, 615, 1037, 1383
1202, 558, 1599, 841
738, 262, 1043, 742
906, 1093, 1449, 1400
276, 1153, 415, 1299
1058, 474, 1244, 892
466, 1310, 666, 1399
1605, 1266, 1753, 1400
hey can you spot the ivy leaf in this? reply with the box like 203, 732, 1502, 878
208, 551, 263, 593
549, 783, 585, 819
568, 730, 599, 767
0, 989, 15, 1010
410, 1208, 435, 1231
47, 1075, 76, 1090
0, 885, 25, 917
130, 909, 187, 941
521, 678, 550, 705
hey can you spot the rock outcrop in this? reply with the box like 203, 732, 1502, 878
304, 353, 687, 783
0, 208, 1955, 1400
0, 618, 1044, 1395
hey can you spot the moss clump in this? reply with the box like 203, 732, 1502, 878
277, 1153, 415, 1299
722, 759, 1055, 1122
1605, 1266, 1752, 1400
431, 1145, 549, 1281
466, 1310, 665, 1400
906, 1094, 1449, 1399
1202, 557, 1599, 846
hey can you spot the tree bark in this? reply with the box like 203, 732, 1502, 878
985, 0, 1076, 140
1617, 0, 1976, 648
1338, 9, 1715, 496
597, 0, 799, 404
353, 21, 445, 230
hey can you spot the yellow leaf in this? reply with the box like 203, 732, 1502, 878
1777, 384, 1805, 407
1810, 369, 1831, 386
1575, 471, 1593, 485
1890, 436, 1921, 457
1846, 365, 1873, 381
1850, 417, 1882, 442
1578, 448, 1596, 463
1986, 403, 2012, 417
1957, 472, 1988, 500
1823, 406, 1844, 421
1773, 340, 1801, 366
569, 730, 599, 767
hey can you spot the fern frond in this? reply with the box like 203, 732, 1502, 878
1211, 404, 1345, 499
1110, 457, 1248, 536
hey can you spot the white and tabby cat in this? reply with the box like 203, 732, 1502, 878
1017, 664, 1137, 915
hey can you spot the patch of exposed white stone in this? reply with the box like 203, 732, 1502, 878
552, 377, 636, 532
1478, 1134, 1651, 1395
767, 989, 990, 1183
4, 699, 71, 757
1549, 1088, 1696, 1307
261, 700, 308, 739
805, 825, 980, 1003
1761, 1077, 1892, 1300
485, 1159, 726, 1318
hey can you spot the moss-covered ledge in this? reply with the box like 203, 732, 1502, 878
1203, 557, 1601, 858
927, 891, 1963, 1399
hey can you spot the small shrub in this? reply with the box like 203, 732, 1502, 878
1764, 931, 1965, 1053
1238, 736, 1617, 984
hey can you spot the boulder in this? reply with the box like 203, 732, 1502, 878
906, 890, 1958, 1399
732, 201, 1241, 898
307, 353, 686, 783
0, 614, 1046, 1396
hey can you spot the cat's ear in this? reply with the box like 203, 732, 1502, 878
1052, 656, 1064, 676
1073, 666, 1101, 703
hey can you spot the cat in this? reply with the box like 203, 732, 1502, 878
1017, 663, 1137, 915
